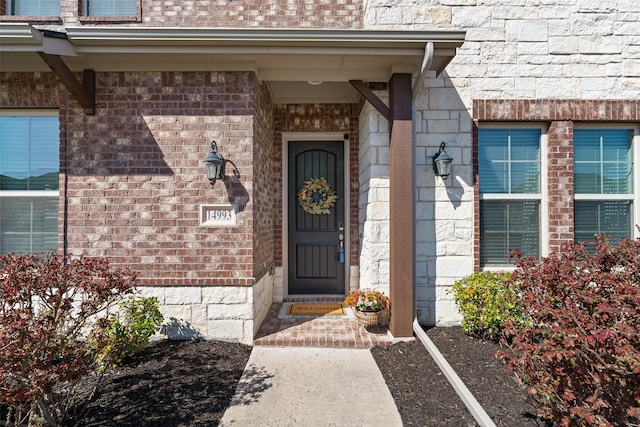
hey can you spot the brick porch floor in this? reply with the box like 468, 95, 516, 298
254, 300, 394, 348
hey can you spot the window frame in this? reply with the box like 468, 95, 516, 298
573, 123, 640, 242
478, 123, 549, 268
1, 0, 60, 18
0, 110, 60, 254
78, 0, 141, 22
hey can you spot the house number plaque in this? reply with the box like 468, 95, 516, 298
200, 204, 237, 227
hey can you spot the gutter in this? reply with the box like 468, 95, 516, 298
413, 318, 497, 427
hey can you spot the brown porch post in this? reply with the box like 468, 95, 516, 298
388, 73, 414, 338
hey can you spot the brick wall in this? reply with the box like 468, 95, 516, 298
251, 77, 276, 281
0, 72, 65, 107
473, 99, 640, 265
273, 103, 360, 268
0, 0, 363, 28
60, 71, 257, 287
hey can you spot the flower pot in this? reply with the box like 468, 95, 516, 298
354, 309, 381, 327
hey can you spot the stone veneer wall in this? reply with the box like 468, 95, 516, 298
364, 0, 640, 326
358, 91, 391, 296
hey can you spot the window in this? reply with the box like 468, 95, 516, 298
81, 0, 137, 16
479, 127, 544, 266
0, 113, 59, 254
574, 128, 635, 244
4, 0, 59, 15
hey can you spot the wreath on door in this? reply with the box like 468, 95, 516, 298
297, 177, 337, 215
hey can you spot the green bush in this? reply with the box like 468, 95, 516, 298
449, 271, 525, 339
96, 296, 164, 370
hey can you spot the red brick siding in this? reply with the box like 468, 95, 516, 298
473, 99, 640, 267
252, 77, 276, 281
474, 100, 640, 122
0, 0, 363, 27
50, 71, 257, 287
547, 121, 574, 250
0, 72, 65, 107
273, 104, 359, 267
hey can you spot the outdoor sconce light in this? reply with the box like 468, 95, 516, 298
203, 141, 240, 185
433, 142, 454, 179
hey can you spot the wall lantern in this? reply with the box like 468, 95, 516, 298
203, 141, 240, 185
432, 142, 454, 179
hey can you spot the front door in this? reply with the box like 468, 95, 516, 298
288, 141, 345, 294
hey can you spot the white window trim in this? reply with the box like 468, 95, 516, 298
573, 123, 640, 240
0, 191, 58, 197
478, 123, 549, 267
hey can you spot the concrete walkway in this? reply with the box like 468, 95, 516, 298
220, 347, 403, 427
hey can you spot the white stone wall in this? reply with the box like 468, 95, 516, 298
365, 0, 640, 102
413, 82, 475, 325
138, 273, 273, 345
362, 0, 640, 325
358, 97, 392, 297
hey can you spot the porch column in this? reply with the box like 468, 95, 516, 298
388, 73, 414, 338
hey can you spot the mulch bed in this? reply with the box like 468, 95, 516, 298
371, 326, 548, 426
4, 327, 549, 426
66, 340, 252, 427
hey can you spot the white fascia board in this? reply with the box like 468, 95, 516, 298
0, 24, 75, 56
65, 27, 466, 48
0, 23, 41, 50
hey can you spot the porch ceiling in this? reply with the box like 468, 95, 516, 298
0, 24, 465, 103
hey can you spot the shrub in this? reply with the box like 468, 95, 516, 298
96, 296, 164, 370
449, 271, 525, 340
0, 252, 137, 426
500, 235, 640, 426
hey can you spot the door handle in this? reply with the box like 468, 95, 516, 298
338, 233, 345, 263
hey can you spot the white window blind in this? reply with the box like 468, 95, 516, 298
574, 128, 634, 244
5, 0, 59, 15
82, 0, 137, 16
479, 127, 542, 266
0, 114, 59, 255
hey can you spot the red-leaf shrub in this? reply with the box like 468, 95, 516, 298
500, 235, 640, 426
0, 252, 137, 426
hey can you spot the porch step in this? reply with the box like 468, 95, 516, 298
254, 303, 392, 349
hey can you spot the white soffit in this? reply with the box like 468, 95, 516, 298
0, 24, 465, 103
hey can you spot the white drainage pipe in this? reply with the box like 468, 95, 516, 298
413, 318, 497, 427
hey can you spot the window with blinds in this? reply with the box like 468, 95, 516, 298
479, 127, 542, 266
574, 128, 634, 244
0, 114, 59, 255
4, 0, 60, 15
81, 0, 137, 16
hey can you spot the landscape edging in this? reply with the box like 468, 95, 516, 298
413, 319, 497, 427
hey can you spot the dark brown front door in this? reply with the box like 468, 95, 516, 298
288, 141, 345, 294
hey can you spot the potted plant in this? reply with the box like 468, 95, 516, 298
344, 289, 390, 327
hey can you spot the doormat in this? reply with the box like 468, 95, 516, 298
277, 303, 355, 319
288, 303, 345, 316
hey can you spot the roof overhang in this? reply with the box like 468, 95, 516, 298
0, 24, 465, 103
